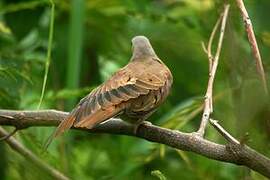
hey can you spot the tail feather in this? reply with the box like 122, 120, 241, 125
43, 114, 76, 151
74, 105, 122, 128
43, 100, 125, 151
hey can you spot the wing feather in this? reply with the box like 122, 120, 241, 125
47, 59, 169, 142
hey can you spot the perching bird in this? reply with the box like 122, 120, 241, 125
45, 36, 173, 148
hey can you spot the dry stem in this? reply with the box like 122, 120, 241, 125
235, 0, 268, 94
197, 4, 230, 136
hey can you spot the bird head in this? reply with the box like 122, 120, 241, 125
131, 36, 157, 60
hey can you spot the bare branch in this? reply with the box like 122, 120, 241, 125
0, 127, 17, 141
197, 4, 230, 136
0, 126, 69, 180
207, 16, 222, 72
209, 119, 240, 145
201, 41, 208, 55
235, 0, 268, 94
0, 109, 269, 178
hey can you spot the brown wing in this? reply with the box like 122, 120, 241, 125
126, 72, 172, 120
73, 60, 171, 127
44, 59, 170, 149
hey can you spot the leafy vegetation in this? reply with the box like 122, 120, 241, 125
0, 0, 270, 179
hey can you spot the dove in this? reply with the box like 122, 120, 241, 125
45, 36, 173, 148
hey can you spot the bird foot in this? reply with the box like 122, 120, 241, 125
133, 121, 152, 135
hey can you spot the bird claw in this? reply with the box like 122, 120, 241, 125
133, 121, 152, 134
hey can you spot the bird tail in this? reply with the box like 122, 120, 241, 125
74, 105, 123, 128
43, 112, 76, 151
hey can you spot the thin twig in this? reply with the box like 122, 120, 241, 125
0, 127, 17, 141
197, 4, 230, 136
207, 16, 222, 72
0, 109, 270, 177
0, 127, 69, 180
209, 119, 240, 145
201, 41, 208, 55
235, 0, 268, 94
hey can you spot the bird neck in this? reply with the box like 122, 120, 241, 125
131, 45, 158, 60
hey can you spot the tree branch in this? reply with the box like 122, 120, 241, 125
0, 126, 69, 180
209, 119, 240, 145
235, 0, 268, 94
0, 109, 270, 177
197, 4, 230, 136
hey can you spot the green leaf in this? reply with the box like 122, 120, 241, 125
159, 144, 166, 159
151, 170, 167, 180
66, 0, 86, 109
0, 21, 12, 35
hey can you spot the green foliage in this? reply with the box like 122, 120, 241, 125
158, 96, 204, 130
37, 0, 55, 109
151, 170, 167, 180
1, 0, 270, 179
66, 0, 85, 109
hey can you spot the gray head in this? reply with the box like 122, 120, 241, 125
131, 36, 157, 60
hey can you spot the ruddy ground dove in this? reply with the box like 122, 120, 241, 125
45, 36, 173, 147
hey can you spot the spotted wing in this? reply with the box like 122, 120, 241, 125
73, 67, 166, 128
50, 64, 166, 139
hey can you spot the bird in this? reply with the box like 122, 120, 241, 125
45, 36, 173, 148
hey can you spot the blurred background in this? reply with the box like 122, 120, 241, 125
0, 0, 270, 179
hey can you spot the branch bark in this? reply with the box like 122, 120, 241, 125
0, 109, 270, 177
